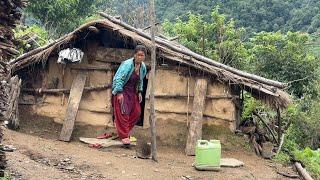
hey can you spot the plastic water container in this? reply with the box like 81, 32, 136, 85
194, 139, 221, 171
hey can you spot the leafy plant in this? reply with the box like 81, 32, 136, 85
13, 25, 49, 54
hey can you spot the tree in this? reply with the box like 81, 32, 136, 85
248, 31, 320, 97
162, 7, 248, 69
155, 0, 320, 33
26, 0, 105, 37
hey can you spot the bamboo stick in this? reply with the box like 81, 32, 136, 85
145, 94, 239, 99
146, 108, 234, 122
276, 134, 285, 155
69, 64, 118, 71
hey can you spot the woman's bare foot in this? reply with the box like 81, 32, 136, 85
121, 138, 131, 145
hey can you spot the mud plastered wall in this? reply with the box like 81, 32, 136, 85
143, 68, 238, 145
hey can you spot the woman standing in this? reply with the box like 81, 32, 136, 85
112, 45, 147, 145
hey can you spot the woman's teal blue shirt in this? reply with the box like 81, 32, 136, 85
112, 58, 147, 95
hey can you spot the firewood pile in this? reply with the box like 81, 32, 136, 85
3, 76, 21, 129
0, 0, 25, 176
239, 117, 272, 158
0, 62, 11, 177
238, 110, 289, 159
0, 0, 27, 61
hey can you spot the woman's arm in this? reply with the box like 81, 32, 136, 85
112, 63, 129, 95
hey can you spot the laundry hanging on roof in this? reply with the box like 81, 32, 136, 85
57, 48, 84, 64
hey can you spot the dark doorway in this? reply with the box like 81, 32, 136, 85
136, 76, 148, 126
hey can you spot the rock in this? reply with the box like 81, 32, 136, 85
106, 162, 112, 165
261, 142, 275, 159
2, 145, 16, 152
154, 169, 160, 172
182, 175, 193, 180
121, 170, 125, 174
65, 165, 75, 171
220, 158, 244, 167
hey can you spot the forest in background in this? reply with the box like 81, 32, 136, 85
12, 0, 320, 178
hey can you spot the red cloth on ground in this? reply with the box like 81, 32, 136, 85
112, 72, 141, 139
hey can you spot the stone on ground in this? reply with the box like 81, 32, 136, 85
220, 158, 244, 167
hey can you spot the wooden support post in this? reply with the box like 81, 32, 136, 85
149, 0, 157, 162
59, 72, 87, 142
185, 78, 208, 156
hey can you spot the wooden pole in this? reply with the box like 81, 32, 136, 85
185, 78, 208, 155
294, 162, 314, 180
149, 0, 157, 162
277, 107, 281, 146
22, 84, 111, 94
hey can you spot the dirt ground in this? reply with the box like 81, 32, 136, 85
2, 113, 298, 180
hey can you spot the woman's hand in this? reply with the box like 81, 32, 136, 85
138, 93, 143, 103
117, 93, 124, 104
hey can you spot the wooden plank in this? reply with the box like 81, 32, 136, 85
145, 108, 234, 122
220, 158, 244, 167
94, 47, 134, 63
22, 84, 111, 94
94, 47, 151, 66
185, 78, 208, 155
79, 137, 136, 147
59, 72, 87, 141
145, 94, 239, 100
69, 64, 118, 71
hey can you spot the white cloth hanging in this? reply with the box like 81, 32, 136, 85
57, 48, 84, 64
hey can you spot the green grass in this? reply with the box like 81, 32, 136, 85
294, 148, 320, 179
273, 152, 291, 164
0, 172, 11, 180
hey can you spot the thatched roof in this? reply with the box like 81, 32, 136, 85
9, 13, 291, 108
